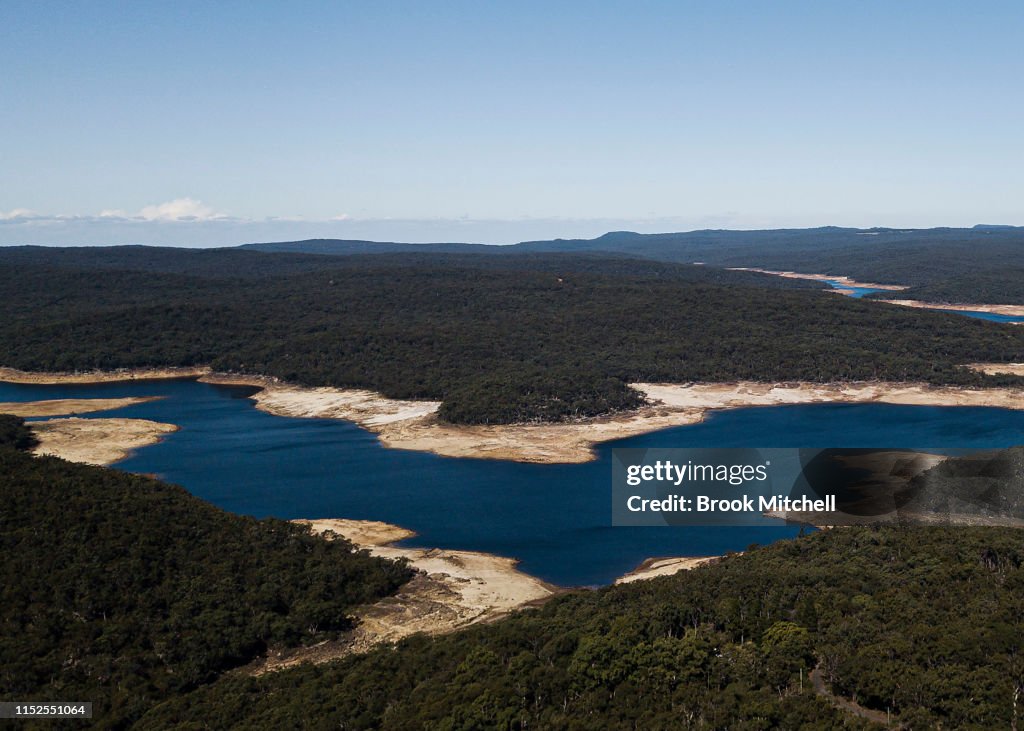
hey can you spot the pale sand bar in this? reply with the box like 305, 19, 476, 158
5, 367, 1024, 464
879, 300, 1024, 317
31, 417, 178, 465
247, 380, 1024, 464
256, 519, 556, 671
725, 268, 909, 291
0, 366, 211, 384
0, 396, 160, 417
615, 556, 721, 584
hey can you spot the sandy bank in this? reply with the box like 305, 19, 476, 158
249, 381, 709, 463
968, 362, 1024, 377
258, 519, 557, 672
615, 556, 721, 584
725, 270, 1023, 317
248, 380, 1024, 464
0, 366, 211, 384
726, 267, 908, 291
31, 417, 178, 465
7, 368, 1023, 463
296, 518, 416, 546
0, 396, 161, 417
878, 299, 1024, 317
253, 386, 442, 426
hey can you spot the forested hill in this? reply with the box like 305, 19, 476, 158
138, 522, 1024, 729
0, 245, 820, 287
241, 238, 496, 255
3, 251, 1024, 424
0, 434, 413, 728
245, 226, 1024, 303
863, 269, 1024, 306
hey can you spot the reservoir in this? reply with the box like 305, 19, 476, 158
3, 377, 1023, 586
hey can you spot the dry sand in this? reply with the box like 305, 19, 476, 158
878, 299, 1024, 317
615, 556, 721, 584
30, 417, 178, 465
6, 368, 1024, 465
726, 268, 909, 291
297, 518, 417, 545
260, 518, 723, 672
0, 366, 210, 384
247, 380, 1024, 464
0, 396, 160, 417
258, 519, 557, 672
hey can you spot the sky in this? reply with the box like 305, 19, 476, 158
2, 0, 1023, 246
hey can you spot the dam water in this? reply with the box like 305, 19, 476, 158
3, 377, 1024, 586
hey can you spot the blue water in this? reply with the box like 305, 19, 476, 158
822, 279, 1024, 323
822, 279, 884, 299
4, 378, 1024, 585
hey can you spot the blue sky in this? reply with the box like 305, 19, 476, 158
2, 1, 1022, 245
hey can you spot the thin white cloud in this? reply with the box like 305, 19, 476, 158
0, 208, 36, 221
136, 197, 224, 222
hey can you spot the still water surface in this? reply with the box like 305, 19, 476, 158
3, 378, 1023, 585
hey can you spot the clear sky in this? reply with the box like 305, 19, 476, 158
2, 0, 1022, 245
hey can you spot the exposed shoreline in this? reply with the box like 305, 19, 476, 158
725, 267, 909, 291
31, 417, 179, 465
246, 379, 1024, 463
3, 367, 1024, 464
0, 396, 162, 417
255, 518, 718, 671
257, 518, 558, 671
0, 366, 211, 384
878, 299, 1024, 317
724, 269, 1024, 316
0, 393, 178, 466
615, 555, 722, 584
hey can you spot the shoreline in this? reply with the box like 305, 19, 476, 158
878, 299, 1024, 317
0, 396, 162, 417
31, 417, 179, 465
256, 518, 718, 671
0, 366, 211, 384
724, 269, 1024, 316
247, 379, 1024, 463
615, 555, 722, 584
4, 367, 1024, 464
257, 518, 558, 670
725, 267, 909, 291
0, 394, 177, 466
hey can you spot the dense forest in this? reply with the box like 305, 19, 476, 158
138, 522, 1024, 729
519, 227, 1024, 302
864, 268, 1024, 306
247, 226, 1024, 303
2, 248, 1024, 424
0, 245, 822, 286
0, 437, 412, 728
0, 413, 37, 450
